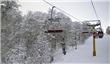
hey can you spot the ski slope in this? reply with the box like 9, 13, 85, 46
52, 34, 110, 64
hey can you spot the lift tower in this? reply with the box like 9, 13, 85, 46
82, 20, 104, 56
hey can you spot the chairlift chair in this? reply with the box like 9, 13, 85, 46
45, 17, 63, 33
44, 6, 66, 59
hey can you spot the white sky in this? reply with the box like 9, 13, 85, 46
18, 0, 110, 32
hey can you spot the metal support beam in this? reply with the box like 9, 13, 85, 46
93, 33, 96, 56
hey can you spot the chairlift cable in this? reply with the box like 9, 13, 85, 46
90, 0, 99, 20
90, 0, 102, 28
43, 0, 81, 21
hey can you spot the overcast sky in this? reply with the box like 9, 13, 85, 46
18, 0, 110, 32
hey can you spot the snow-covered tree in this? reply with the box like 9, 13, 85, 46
21, 11, 52, 64
80, 22, 93, 43
1, 0, 23, 64
67, 22, 82, 47
106, 26, 110, 35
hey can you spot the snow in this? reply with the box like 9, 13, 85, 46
52, 34, 110, 64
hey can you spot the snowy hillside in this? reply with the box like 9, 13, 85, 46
52, 34, 110, 64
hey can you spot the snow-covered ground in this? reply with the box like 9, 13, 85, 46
52, 34, 110, 64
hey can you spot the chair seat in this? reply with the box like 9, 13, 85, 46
45, 30, 63, 33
